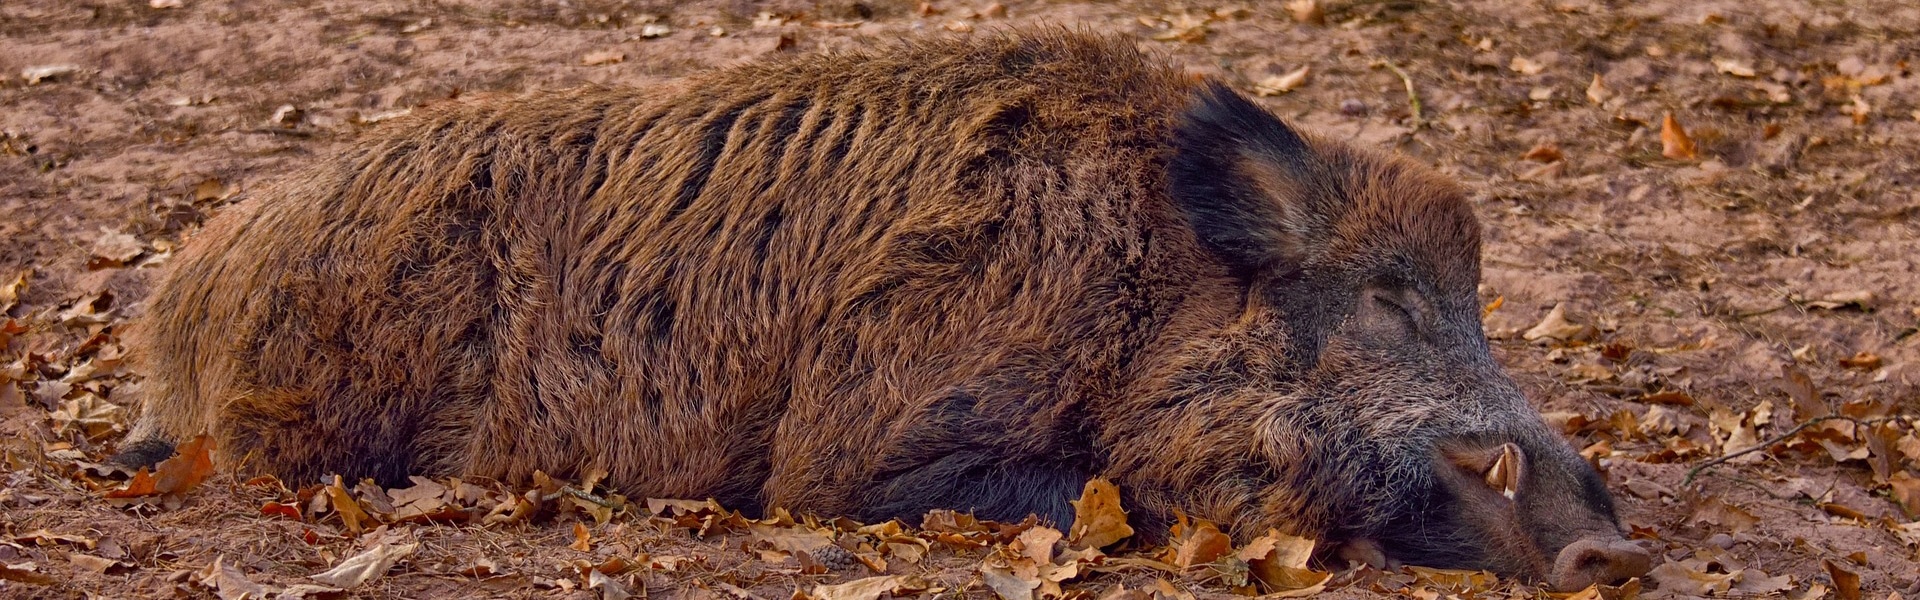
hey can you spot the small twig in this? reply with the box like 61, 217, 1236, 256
1684, 415, 1899, 486
242, 128, 316, 138
1729, 303, 1791, 320
1374, 60, 1423, 130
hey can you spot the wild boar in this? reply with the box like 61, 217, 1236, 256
117, 31, 1650, 589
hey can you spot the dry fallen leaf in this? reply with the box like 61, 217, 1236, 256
1887, 471, 1920, 519
1802, 292, 1875, 313
1640, 404, 1690, 437
0, 271, 24, 313
1283, 0, 1323, 25
326, 475, 370, 534
1068, 477, 1134, 549
15, 529, 96, 549
1238, 530, 1330, 595
1661, 112, 1698, 160
1713, 57, 1757, 78
1586, 74, 1613, 105
21, 65, 80, 85
1824, 559, 1860, 600
1510, 55, 1546, 75
1149, 13, 1209, 43
57, 291, 114, 327
582, 50, 625, 66
88, 229, 145, 269
155, 434, 215, 497
105, 434, 214, 503
1523, 303, 1598, 343
50, 393, 126, 441
67, 553, 132, 574
1708, 407, 1760, 462
1253, 66, 1311, 96
809, 574, 932, 600
0, 561, 56, 585
1648, 561, 1737, 596
1734, 569, 1794, 594
589, 570, 631, 600
1690, 495, 1757, 533
1845, 95, 1871, 126
571, 521, 593, 552
1521, 143, 1564, 163
309, 541, 419, 588
197, 556, 282, 600
1165, 514, 1232, 568
1838, 351, 1882, 371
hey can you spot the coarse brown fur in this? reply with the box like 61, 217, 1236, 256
121, 30, 1648, 587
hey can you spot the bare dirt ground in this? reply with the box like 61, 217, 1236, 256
3, 0, 1919, 598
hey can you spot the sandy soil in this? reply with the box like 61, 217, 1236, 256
2, 0, 1918, 598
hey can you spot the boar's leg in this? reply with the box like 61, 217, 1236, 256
768, 379, 1093, 528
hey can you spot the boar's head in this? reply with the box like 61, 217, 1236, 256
1163, 82, 1650, 589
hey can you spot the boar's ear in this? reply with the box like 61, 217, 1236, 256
1443, 442, 1526, 501
1168, 81, 1323, 279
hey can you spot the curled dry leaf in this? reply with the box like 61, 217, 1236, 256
1521, 143, 1564, 163
571, 522, 593, 552
1713, 58, 1757, 78
1823, 559, 1860, 600
1586, 74, 1613, 105
15, 529, 97, 549
309, 541, 419, 589
0, 562, 56, 585
21, 65, 80, 85
1253, 66, 1310, 96
1804, 290, 1877, 311
1660, 112, 1698, 161
1068, 477, 1134, 549
1523, 303, 1598, 343
0, 271, 24, 313
1283, 0, 1324, 25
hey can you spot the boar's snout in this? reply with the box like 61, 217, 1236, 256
1550, 537, 1651, 591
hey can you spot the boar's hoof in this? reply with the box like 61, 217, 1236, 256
1335, 538, 1396, 570
1550, 537, 1652, 591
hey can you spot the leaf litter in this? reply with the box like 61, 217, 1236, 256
5, 0, 1920, 598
